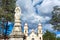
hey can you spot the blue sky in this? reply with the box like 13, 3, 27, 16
5, 0, 60, 37
15, 0, 60, 37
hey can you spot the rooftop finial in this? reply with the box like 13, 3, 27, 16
38, 20, 42, 25
25, 23, 28, 25
32, 29, 34, 32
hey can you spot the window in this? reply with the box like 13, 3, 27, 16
40, 30, 41, 33
25, 31, 26, 33
32, 38, 34, 40
40, 37, 41, 40
39, 30, 42, 33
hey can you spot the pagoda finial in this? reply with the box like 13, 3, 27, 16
38, 20, 42, 25
25, 22, 28, 26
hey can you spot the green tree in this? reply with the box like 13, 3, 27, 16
0, 0, 16, 39
50, 6, 60, 31
43, 30, 56, 40
1, 0, 16, 22
57, 37, 60, 40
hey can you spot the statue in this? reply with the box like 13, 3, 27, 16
15, 6, 21, 20
15, 6, 21, 13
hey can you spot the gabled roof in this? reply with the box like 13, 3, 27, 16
28, 29, 38, 37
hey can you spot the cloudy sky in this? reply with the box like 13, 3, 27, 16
14, 0, 60, 37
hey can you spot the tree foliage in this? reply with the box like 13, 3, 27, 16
50, 6, 60, 31
0, 0, 16, 22
57, 37, 60, 40
43, 30, 56, 40
0, 0, 16, 38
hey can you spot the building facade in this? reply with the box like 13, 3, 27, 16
24, 23, 43, 40
0, 6, 43, 40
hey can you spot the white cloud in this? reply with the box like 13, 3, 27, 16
43, 24, 54, 31
32, 0, 43, 6
56, 34, 60, 37
16, 0, 60, 24
21, 12, 51, 23
53, 0, 60, 6
28, 24, 54, 34
16, 0, 60, 33
38, 0, 60, 13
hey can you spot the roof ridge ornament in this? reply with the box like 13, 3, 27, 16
38, 20, 42, 25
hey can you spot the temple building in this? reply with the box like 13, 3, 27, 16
24, 23, 43, 40
0, 6, 43, 40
